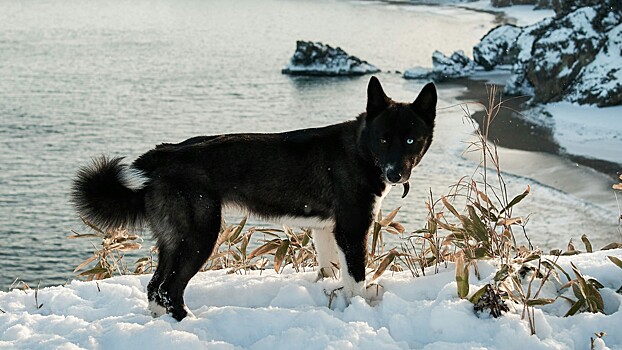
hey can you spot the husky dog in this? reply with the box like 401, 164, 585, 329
71, 76, 436, 321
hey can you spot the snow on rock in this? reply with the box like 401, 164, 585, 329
282, 41, 380, 76
565, 23, 622, 106
526, 6, 603, 103
1, 250, 622, 349
473, 24, 523, 70
404, 50, 478, 81
471, 2, 622, 106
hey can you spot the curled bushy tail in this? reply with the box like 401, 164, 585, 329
71, 156, 148, 231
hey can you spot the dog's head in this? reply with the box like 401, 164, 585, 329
361, 76, 436, 185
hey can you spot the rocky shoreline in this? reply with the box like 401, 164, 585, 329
411, 0, 621, 107
416, 0, 622, 179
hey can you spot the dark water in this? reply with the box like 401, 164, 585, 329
0, 0, 617, 289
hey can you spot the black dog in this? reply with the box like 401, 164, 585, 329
72, 76, 436, 320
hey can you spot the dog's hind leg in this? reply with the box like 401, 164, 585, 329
312, 227, 339, 279
146, 188, 222, 321
147, 243, 173, 317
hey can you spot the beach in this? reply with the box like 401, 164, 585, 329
450, 75, 621, 212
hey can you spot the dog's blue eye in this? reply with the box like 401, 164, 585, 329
406, 138, 414, 145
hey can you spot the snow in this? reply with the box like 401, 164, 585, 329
529, 103, 622, 165
531, 7, 599, 73
2, 249, 622, 349
473, 24, 522, 70
566, 24, 622, 106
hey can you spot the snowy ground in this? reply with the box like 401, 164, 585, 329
2, 2, 619, 349
537, 103, 622, 166
1, 249, 621, 349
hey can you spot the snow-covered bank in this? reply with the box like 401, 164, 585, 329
528, 103, 622, 166
2, 250, 622, 349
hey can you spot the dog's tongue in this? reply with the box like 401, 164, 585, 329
401, 182, 410, 198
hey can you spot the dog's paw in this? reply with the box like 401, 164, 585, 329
365, 283, 385, 306
148, 300, 167, 318
324, 283, 385, 309
324, 286, 346, 310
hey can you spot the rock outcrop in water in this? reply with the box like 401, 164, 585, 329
282, 41, 380, 76
414, 1, 622, 107
404, 50, 477, 81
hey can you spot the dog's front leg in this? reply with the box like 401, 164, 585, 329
333, 215, 371, 301
312, 227, 340, 279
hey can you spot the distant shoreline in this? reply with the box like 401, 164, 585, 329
451, 75, 621, 179
439, 74, 619, 213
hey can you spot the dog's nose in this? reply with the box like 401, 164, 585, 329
386, 171, 402, 183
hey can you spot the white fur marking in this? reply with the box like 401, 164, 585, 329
148, 300, 167, 318
373, 186, 391, 219
313, 227, 339, 278
337, 248, 366, 300
119, 166, 149, 191
222, 203, 335, 230
277, 216, 335, 230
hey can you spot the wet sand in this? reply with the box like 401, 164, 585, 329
441, 73, 621, 209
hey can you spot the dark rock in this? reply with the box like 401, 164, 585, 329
552, 0, 622, 17
526, 7, 604, 103
565, 24, 622, 106
491, 0, 551, 8
404, 50, 477, 81
472, 3, 622, 106
534, 0, 555, 10
473, 24, 522, 70
282, 41, 380, 76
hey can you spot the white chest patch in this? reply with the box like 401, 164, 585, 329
372, 186, 391, 219
222, 203, 335, 230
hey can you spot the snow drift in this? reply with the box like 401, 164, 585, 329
1, 250, 621, 349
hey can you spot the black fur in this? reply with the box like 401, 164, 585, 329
71, 156, 145, 230
71, 77, 436, 321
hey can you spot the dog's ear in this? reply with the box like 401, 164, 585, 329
366, 76, 389, 117
411, 82, 437, 126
